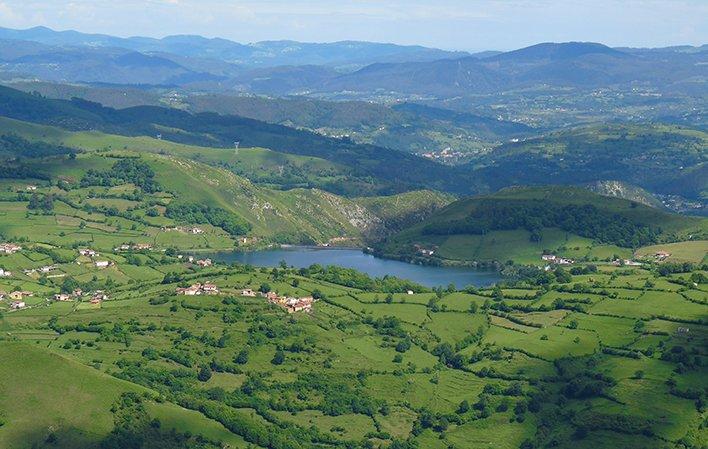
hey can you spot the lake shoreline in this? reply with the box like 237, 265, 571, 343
194, 245, 504, 288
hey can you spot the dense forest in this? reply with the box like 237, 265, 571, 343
165, 203, 251, 236
80, 159, 160, 193
422, 199, 660, 247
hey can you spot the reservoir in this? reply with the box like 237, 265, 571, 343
202, 246, 502, 288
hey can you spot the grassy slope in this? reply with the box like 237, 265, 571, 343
0, 342, 145, 449
0, 261, 705, 449
0, 116, 442, 246
378, 186, 707, 264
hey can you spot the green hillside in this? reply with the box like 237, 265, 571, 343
474, 124, 708, 199
0, 117, 453, 248
376, 186, 708, 265
0, 246, 706, 449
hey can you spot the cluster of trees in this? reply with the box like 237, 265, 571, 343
81, 158, 160, 193
303, 264, 427, 293
422, 200, 659, 247
27, 193, 54, 213
0, 133, 77, 159
165, 203, 251, 236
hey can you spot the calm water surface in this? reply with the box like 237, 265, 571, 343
203, 247, 502, 288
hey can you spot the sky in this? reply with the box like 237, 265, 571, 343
0, 0, 705, 51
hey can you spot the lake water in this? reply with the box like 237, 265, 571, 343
202, 246, 502, 288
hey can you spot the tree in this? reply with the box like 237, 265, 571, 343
235, 349, 249, 364
271, 349, 285, 365
197, 365, 212, 382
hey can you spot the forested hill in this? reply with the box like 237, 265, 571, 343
0, 85, 478, 196
375, 186, 707, 265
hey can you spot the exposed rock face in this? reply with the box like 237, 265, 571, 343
585, 180, 665, 209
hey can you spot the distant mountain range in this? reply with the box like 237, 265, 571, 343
0, 26, 704, 97
0, 26, 469, 68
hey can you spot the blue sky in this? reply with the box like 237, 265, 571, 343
0, 0, 705, 51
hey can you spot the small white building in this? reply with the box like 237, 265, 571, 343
0, 268, 11, 277
95, 260, 112, 268
10, 301, 26, 309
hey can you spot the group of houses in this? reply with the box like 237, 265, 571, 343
161, 226, 205, 235
176, 282, 220, 296
611, 259, 643, 267
23, 265, 57, 275
0, 243, 22, 254
55, 289, 107, 304
541, 254, 575, 265
115, 243, 153, 252
254, 290, 314, 313
0, 289, 34, 310
78, 248, 100, 258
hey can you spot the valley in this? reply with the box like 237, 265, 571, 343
0, 16, 705, 449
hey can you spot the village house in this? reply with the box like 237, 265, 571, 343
201, 283, 220, 295
54, 293, 72, 302
0, 243, 22, 254
115, 244, 131, 251
0, 291, 5, 300
133, 243, 153, 251
91, 291, 108, 303
9, 291, 33, 300
0, 268, 11, 277
196, 258, 213, 267
95, 260, 112, 268
240, 288, 257, 297
284, 296, 314, 313
187, 256, 195, 263
188, 227, 204, 234
26, 185, 37, 191
10, 301, 26, 309
541, 254, 573, 265
38, 265, 56, 273
261, 291, 314, 313
654, 251, 671, 261
407, 290, 414, 295
612, 259, 643, 267
79, 248, 99, 257
176, 283, 203, 296
73, 288, 83, 297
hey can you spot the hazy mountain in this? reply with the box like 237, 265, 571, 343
0, 39, 220, 85
320, 42, 708, 97
0, 26, 469, 68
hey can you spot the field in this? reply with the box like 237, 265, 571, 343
0, 238, 706, 449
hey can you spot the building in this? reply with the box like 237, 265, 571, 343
196, 258, 213, 267
38, 265, 56, 273
91, 291, 108, 302
0, 291, 6, 300
95, 260, 112, 268
285, 296, 313, 313
0, 243, 22, 254
541, 254, 557, 261
133, 243, 153, 251
79, 249, 99, 257
0, 268, 11, 277
10, 301, 25, 309
54, 293, 72, 302
26, 185, 37, 191
9, 291, 32, 300
177, 283, 203, 296
188, 227, 204, 234
202, 283, 220, 295
72, 289, 83, 297
654, 251, 671, 261
241, 289, 257, 297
